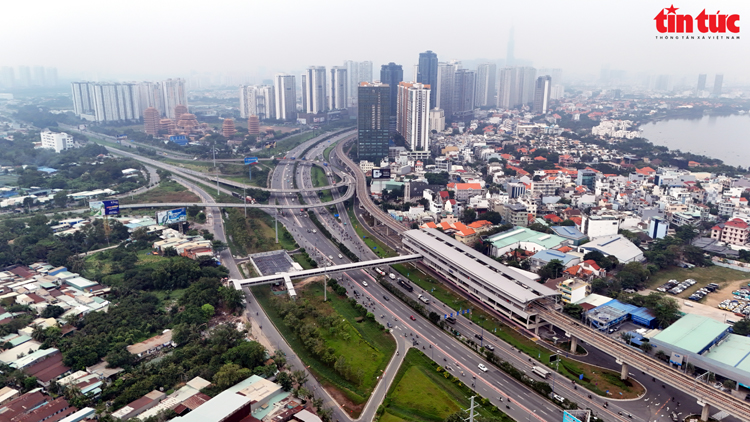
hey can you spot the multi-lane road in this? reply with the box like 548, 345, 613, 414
86, 125, 735, 422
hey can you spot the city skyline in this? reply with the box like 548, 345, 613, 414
2, 0, 748, 85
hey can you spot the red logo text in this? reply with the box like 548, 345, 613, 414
655, 5, 739, 33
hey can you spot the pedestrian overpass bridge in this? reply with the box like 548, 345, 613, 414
231, 254, 422, 299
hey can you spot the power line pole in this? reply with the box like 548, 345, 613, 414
463, 396, 479, 422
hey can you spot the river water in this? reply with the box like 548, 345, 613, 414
639, 114, 750, 168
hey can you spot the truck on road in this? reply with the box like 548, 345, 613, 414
417, 294, 430, 304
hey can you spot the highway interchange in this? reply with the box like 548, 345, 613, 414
89, 128, 735, 422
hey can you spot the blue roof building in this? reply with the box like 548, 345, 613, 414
169, 135, 189, 146
550, 226, 589, 246
528, 249, 580, 271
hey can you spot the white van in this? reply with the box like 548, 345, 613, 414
389, 273, 396, 280
338, 254, 343, 259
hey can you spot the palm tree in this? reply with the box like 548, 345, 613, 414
655, 350, 668, 361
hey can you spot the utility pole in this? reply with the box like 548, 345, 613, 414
244, 186, 247, 217
275, 209, 278, 243
213, 141, 219, 196
463, 396, 479, 422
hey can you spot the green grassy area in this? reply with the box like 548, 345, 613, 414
252, 282, 395, 416
291, 253, 314, 270
162, 159, 212, 174
323, 143, 335, 162
346, 206, 396, 258
120, 180, 200, 204
256, 131, 320, 158
382, 349, 512, 422
223, 208, 296, 256
647, 265, 749, 298
310, 166, 333, 203
0, 174, 19, 187
391, 263, 645, 398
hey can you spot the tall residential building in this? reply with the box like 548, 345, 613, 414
161, 79, 188, 119
436, 61, 459, 117
475, 63, 497, 107
506, 28, 515, 66
453, 69, 476, 117
239, 85, 275, 120
32, 66, 45, 86
45, 67, 58, 87
300, 74, 307, 113
344, 60, 373, 106
497, 67, 536, 109
713, 74, 723, 96
357, 82, 390, 162
397, 82, 431, 152
533, 76, 551, 114
697, 74, 707, 91
81, 82, 141, 123
71, 82, 95, 116
144, 107, 159, 136
1, 67, 14, 88
304, 67, 327, 114
18, 66, 31, 87
379, 63, 403, 117
329, 66, 347, 110
429, 108, 445, 132
40, 130, 74, 153
274, 74, 297, 121
138, 82, 164, 116
417, 51, 438, 108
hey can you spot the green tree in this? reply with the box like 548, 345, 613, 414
461, 208, 477, 224
201, 303, 215, 319
563, 303, 584, 319
277, 371, 293, 391
538, 259, 565, 281
213, 363, 252, 389
733, 318, 750, 336
53, 191, 68, 208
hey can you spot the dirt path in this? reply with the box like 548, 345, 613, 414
704, 278, 750, 307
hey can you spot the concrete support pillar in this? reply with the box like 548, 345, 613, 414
534, 325, 540, 336
700, 402, 710, 421
570, 336, 578, 353
620, 362, 629, 381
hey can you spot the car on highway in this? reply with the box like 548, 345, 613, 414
553, 394, 564, 403
383, 295, 390, 301
362, 281, 368, 287
485, 344, 495, 351
478, 363, 488, 372
409, 315, 416, 321
475, 334, 483, 340
338, 254, 343, 259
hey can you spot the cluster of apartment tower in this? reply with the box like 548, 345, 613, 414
68, 52, 561, 161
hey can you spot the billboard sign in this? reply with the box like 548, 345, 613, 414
669, 352, 684, 366
245, 157, 258, 165
156, 207, 187, 225
89, 200, 119, 216
372, 168, 391, 179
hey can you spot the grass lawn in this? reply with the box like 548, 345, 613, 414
256, 131, 320, 158
391, 263, 645, 398
647, 265, 750, 298
382, 349, 511, 422
291, 253, 314, 270
346, 206, 396, 258
120, 180, 200, 204
310, 166, 333, 203
252, 283, 395, 417
323, 144, 335, 162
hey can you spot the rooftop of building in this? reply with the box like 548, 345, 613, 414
529, 249, 579, 265
486, 226, 567, 250
403, 229, 556, 304
652, 313, 729, 354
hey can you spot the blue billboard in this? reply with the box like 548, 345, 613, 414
156, 207, 187, 225
89, 200, 120, 216
245, 157, 259, 165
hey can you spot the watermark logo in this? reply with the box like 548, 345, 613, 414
655, 5, 739, 39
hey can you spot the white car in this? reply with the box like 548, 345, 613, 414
478, 363, 488, 372
362, 281, 368, 287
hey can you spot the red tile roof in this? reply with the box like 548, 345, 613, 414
583, 260, 601, 270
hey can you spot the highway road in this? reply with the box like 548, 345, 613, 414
245, 137, 575, 422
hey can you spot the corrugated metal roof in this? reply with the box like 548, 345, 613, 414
653, 314, 729, 354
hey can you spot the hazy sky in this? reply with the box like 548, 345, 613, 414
4, 0, 749, 84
